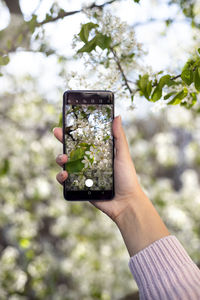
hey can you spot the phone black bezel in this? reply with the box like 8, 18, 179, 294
62, 90, 115, 201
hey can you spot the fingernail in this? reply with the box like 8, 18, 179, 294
52, 127, 56, 133
58, 154, 63, 162
117, 115, 121, 122
60, 171, 66, 179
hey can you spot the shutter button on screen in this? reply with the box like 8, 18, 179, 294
85, 179, 93, 187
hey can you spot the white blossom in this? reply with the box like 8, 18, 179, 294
81, 155, 92, 169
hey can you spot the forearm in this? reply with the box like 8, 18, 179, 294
115, 194, 200, 299
115, 194, 170, 257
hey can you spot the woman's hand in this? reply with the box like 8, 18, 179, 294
53, 115, 169, 256
53, 115, 147, 223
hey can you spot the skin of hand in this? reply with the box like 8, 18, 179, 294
53, 115, 170, 256
53, 115, 145, 221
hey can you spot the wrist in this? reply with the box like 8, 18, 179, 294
115, 194, 170, 257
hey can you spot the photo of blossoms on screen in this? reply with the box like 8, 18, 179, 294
65, 104, 113, 191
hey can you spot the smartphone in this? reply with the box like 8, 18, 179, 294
62, 90, 115, 201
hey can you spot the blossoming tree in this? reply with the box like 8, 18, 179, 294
0, 0, 200, 299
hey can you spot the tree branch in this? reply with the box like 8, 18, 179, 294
37, 0, 118, 26
4, 0, 22, 15
170, 74, 181, 81
169, 64, 197, 82
110, 47, 134, 96
0, 0, 118, 55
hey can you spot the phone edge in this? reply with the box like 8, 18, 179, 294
62, 90, 115, 201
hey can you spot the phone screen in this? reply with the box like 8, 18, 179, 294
63, 90, 114, 200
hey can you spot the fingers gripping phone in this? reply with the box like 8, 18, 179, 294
63, 90, 115, 201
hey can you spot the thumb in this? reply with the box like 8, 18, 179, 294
112, 115, 130, 160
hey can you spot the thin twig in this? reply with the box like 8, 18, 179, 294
110, 47, 133, 96
161, 65, 198, 83
37, 0, 117, 26
171, 74, 181, 81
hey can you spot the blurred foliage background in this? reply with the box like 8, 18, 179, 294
0, 0, 200, 299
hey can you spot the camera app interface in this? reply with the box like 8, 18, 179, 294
65, 103, 113, 191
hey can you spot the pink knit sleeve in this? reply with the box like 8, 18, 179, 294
128, 235, 200, 299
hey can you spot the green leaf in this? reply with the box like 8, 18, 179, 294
79, 142, 90, 150
146, 81, 152, 99
58, 8, 65, 18
198, 48, 200, 55
28, 14, 37, 33
134, 0, 140, 2
77, 36, 97, 53
0, 55, 10, 66
103, 135, 110, 141
70, 147, 86, 161
164, 91, 176, 100
151, 85, 162, 102
131, 94, 134, 102
81, 110, 87, 118
165, 19, 173, 27
159, 75, 172, 87
50, 5, 54, 14
128, 52, 135, 59
190, 92, 197, 106
151, 75, 171, 102
139, 74, 148, 91
79, 22, 99, 43
168, 87, 188, 105
137, 74, 152, 100
181, 60, 194, 85
194, 67, 200, 91
66, 159, 84, 173
67, 144, 92, 173
180, 92, 197, 109
77, 32, 111, 53
181, 68, 193, 85
45, 13, 53, 22
166, 80, 180, 87
0, 159, 10, 177
106, 107, 111, 117
95, 33, 111, 50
